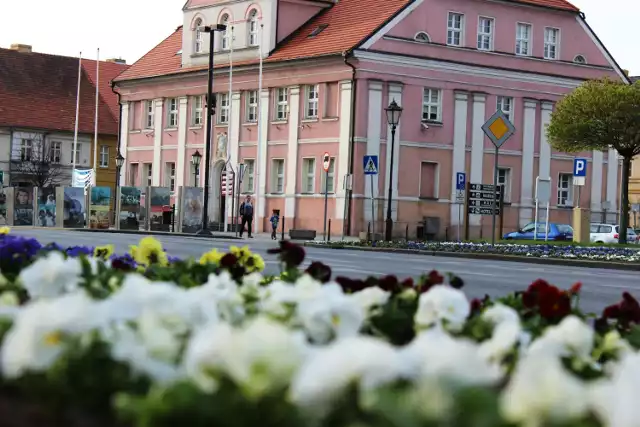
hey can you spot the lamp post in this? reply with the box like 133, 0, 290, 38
384, 100, 403, 241
198, 24, 227, 236
191, 150, 202, 187
115, 152, 125, 188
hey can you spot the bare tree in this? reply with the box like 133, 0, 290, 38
10, 132, 70, 188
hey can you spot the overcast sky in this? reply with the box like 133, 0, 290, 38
0, 0, 636, 75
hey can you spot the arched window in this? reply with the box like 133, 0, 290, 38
248, 9, 258, 46
573, 54, 587, 64
220, 14, 230, 50
194, 18, 203, 53
414, 31, 431, 43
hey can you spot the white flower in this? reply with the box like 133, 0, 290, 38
414, 286, 469, 332
479, 304, 523, 363
187, 272, 243, 325
482, 303, 520, 326
18, 252, 82, 299
527, 315, 594, 361
600, 330, 633, 356
351, 287, 390, 311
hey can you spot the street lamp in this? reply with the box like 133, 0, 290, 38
115, 152, 125, 187
384, 100, 403, 241
198, 24, 227, 236
191, 150, 202, 187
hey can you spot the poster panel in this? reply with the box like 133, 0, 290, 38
63, 187, 86, 228
0, 188, 8, 225
36, 187, 56, 227
118, 186, 142, 230
14, 187, 34, 226
89, 186, 111, 230
149, 187, 171, 231
180, 186, 203, 233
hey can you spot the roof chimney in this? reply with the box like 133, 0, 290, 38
623, 69, 629, 76
10, 43, 32, 53
106, 58, 127, 65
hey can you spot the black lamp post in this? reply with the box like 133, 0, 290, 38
191, 150, 202, 187
384, 100, 403, 241
199, 24, 227, 236
115, 152, 125, 188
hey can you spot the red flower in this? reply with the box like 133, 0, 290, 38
470, 298, 483, 316
425, 270, 444, 286
267, 241, 306, 269
401, 278, 414, 289
601, 292, 640, 329
336, 276, 366, 293
521, 279, 571, 321
305, 261, 332, 283
569, 282, 583, 295
377, 275, 400, 292
602, 304, 621, 319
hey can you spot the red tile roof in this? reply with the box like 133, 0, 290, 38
115, 0, 580, 82
0, 48, 128, 135
82, 59, 130, 119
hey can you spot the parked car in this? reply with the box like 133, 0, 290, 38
590, 223, 637, 244
503, 222, 574, 241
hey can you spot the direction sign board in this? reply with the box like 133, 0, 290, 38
468, 183, 502, 216
363, 155, 378, 175
322, 152, 331, 172
481, 110, 516, 149
469, 199, 500, 208
573, 158, 587, 186
468, 207, 500, 215
470, 183, 499, 192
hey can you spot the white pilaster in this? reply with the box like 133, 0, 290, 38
257, 88, 270, 228
470, 92, 485, 226
285, 86, 300, 219
538, 101, 553, 180
520, 98, 538, 226
152, 98, 163, 186
384, 83, 402, 221
606, 148, 618, 220
120, 102, 130, 185
365, 80, 383, 224
176, 96, 188, 189
336, 80, 353, 220
590, 150, 604, 212
227, 91, 241, 224
450, 91, 468, 225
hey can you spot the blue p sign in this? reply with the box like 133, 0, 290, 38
456, 172, 466, 190
573, 158, 587, 177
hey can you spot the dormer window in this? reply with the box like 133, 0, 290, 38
573, 54, 587, 64
248, 10, 258, 46
414, 32, 430, 43
308, 24, 328, 38
221, 14, 230, 50
194, 19, 204, 53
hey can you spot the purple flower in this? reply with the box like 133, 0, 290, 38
0, 236, 42, 262
66, 246, 94, 257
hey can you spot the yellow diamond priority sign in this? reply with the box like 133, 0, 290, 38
482, 109, 516, 148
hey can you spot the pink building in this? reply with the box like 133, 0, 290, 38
112, 0, 629, 238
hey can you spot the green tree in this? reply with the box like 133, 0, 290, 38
546, 78, 640, 244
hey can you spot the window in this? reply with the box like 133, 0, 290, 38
497, 96, 513, 122
302, 158, 316, 193
422, 88, 442, 122
308, 24, 328, 38
271, 159, 285, 193
191, 95, 203, 126
145, 100, 154, 128
73, 143, 81, 164
477, 17, 494, 51
544, 27, 560, 60
167, 98, 178, 128
573, 54, 586, 64
194, 19, 204, 53
320, 157, 336, 194
248, 10, 258, 46
414, 32, 430, 43
497, 168, 511, 202
220, 14, 230, 50
99, 145, 109, 168
20, 139, 32, 161
144, 163, 153, 186
242, 159, 255, 193
419, 162, 437, 198
515, 23, 531, 56
304, 85, 319, 119
447, 12, 464, 46
218, 93, 230, 124
50, 141, 61, 163
165, 162, 175, 191
275, 87, 288, 121
246, 90, 258, 122
557, 173, 573, 206
129, 163, 139, 186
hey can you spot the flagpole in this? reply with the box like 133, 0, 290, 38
93, 48, 100, 186
224, 26, 234, 233
72, 51, 82, 186
255, 22, 264, 231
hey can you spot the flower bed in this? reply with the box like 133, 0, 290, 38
0, 229, 639, 427
311, 240, 640, 262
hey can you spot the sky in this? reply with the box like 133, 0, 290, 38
0, 0, 636, 75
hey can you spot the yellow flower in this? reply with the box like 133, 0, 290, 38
94, 244, 115, 260
244, 253, 265, 273
230, 245, 252, 264
200, 249, 224, 265
133, 237, 168, 267
0, 227, 10, 235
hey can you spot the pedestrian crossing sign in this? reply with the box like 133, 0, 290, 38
363, 155, 378, 175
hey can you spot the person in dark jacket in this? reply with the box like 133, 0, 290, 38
239, 195, 254, 238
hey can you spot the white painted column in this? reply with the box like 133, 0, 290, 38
257, 88, 270, 230
227, 91, 241, 224
520, 98, 538, 226
590, 150, 604, 214
336, 80, 353, 221
203, 102, 214, 221
606, 148, 618, 222
176, 96, 188, 189
384, 83, 402, 221
450, 91, 468, 225
538, 101, 553, 180
285, 86, 300, 220
470, 92, 485, 226
152, 98, 163, 186
365, 80, 383, 224
120, 102, 130, 185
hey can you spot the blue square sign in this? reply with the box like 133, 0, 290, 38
573, 158, 587, 177
456, 172, 466, 190
363, 155, 378, 175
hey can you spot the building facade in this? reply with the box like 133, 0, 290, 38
0, 45, 128, 194
113, 0, 628, 238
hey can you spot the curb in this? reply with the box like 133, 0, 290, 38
69, 228, 242, 240
303, 243, 640, 271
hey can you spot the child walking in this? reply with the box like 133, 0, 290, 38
269, 210, 279, 240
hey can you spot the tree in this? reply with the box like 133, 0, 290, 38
11, 133, 69, 188
546, 78, 640, 244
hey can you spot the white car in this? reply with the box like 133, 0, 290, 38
590, 223, 637, 244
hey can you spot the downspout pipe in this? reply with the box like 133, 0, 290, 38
343, 50, 357, 237
111, 81, 123, 187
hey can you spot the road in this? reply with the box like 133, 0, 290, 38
8, 229, 638, 315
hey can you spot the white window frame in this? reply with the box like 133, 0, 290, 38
497, 96, 514, 122
220, 15, 230, 51
20, 139, 33, 161
248, 10, 258, 46
167, 98, 178, 128
73, 143, 81, 165
99, 145, 109, 168
557, 173, 573, 206
419, 161, 439, 199
275, 87, 288, 121
144, 163, 153, 186
302, 157, 316, 193
497, 167, 511, 202
515, 22, 532, 56
191, 95, 203, 126
165, 162, 176, 191
271, 158, 285, 193
50, 141, 62, 164
145, 100, 154, 129
447, 12, 464, 46
242, 159, 255, 193
477, 16, 494, 51
320, 157, 336, 194
246, 90, 258, 123
194, 19, 204, 53
217, 93, 230, 124
422, 88, 442, 122
544, 27, 560, 60
304, 85, 319, 119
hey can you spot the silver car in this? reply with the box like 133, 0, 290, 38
590, 223, 637, 244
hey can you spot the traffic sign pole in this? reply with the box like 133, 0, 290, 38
491, 147, 499, 245
322, 152, 330, 241
363, 155, 379, 241
370, 174, 375, 239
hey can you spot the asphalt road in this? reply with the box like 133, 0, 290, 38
8, 229, 639, 315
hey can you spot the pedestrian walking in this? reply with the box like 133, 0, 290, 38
239, 195, 254, 238
269, 209, 279, 240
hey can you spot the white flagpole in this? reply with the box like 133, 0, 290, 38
93, 48, 100, 186
255, 23, 264, 231
72, 51, 82, 186
224, 26, 234, 233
